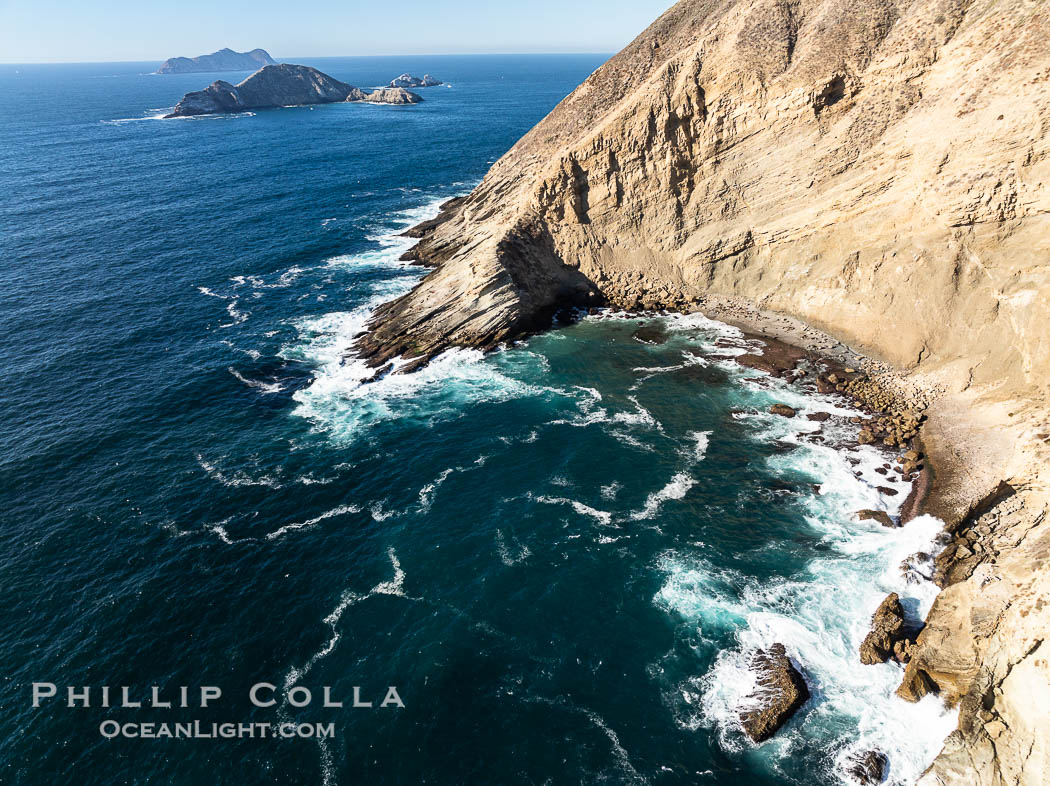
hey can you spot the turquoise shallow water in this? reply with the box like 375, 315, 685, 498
0, 56, 954, 784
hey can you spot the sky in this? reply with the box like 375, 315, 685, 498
0, 0, 678, 63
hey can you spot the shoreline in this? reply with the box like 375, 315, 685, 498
386, 198, 1040, 783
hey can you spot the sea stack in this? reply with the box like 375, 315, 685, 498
156, 47, 277, 74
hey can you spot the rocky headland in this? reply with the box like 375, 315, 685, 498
156, 47, 276, 75
389, 73, 442, 88
165, 64, 422, 117
355, 0, 1050, 782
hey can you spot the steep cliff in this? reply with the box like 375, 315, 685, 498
358, 0, 1050, 781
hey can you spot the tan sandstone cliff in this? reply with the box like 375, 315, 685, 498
359, 0, 1050, 781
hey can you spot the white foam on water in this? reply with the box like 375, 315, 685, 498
295, 474, 334, 486
102, 109, 171, 124
197, 454, 282, 489
630, 472, 696, 521
228, 367, 284, 394
219, 299, 249, 328
525, 697, 647, 784
495, 529, 531, 565
284, 547, 406, 689
533, 494, 615, 526
266, 504, 362, 541
600, 481, 623, 500
654, 394, 957, 783
688, 431, 712, 462
288, 330, 544, 443
207, 519, 239, 545
418, 468, 454, 513
612, 396, 662, 429
234, 265, 309, 290
221, 339, 262, 360
609, 430, 658, 453
280, 200, 553, 443
369, 502, 398, 522
663, 311, 746, 338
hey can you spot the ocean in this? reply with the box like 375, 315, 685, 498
0, 55, 955, 784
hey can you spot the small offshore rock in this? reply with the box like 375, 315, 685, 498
807, 412, 832, 422
859, 593, 907, 664
738, 644, 809, 742
857, 509, 896, 528
770, 404, 797, 418
631, 323, 668, 344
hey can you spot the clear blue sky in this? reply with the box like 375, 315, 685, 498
0, 0, 677, 63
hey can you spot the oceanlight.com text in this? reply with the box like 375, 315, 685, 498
98, 720, 336, 739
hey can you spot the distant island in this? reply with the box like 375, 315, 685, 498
166, 64, 422, 117
388, 73, 442, 88
156, 48, 277, 75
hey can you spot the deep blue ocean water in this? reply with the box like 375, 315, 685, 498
0, 55, 955, 785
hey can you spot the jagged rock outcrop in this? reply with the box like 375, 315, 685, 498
356, 1, 1050, 781
738, 644, 810, 742
363, 87, 423, 105
848, 750, 889, 785
860, 592, 914, 664
166, 64, 421, 117
157, 47, 276, 74
389, 73, 442, 88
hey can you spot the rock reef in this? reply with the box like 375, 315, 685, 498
356, 0, 1050, 781
166, 64, 421, 117
157, 47, 276, 75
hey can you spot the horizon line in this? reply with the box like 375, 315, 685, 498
0, 51, 616, 67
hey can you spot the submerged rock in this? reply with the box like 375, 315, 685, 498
631, 322, 668, 344
738, 644, 810, 743
734, 336, 807, 378
847, 750, 888, 784
857, 509, 896, 528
